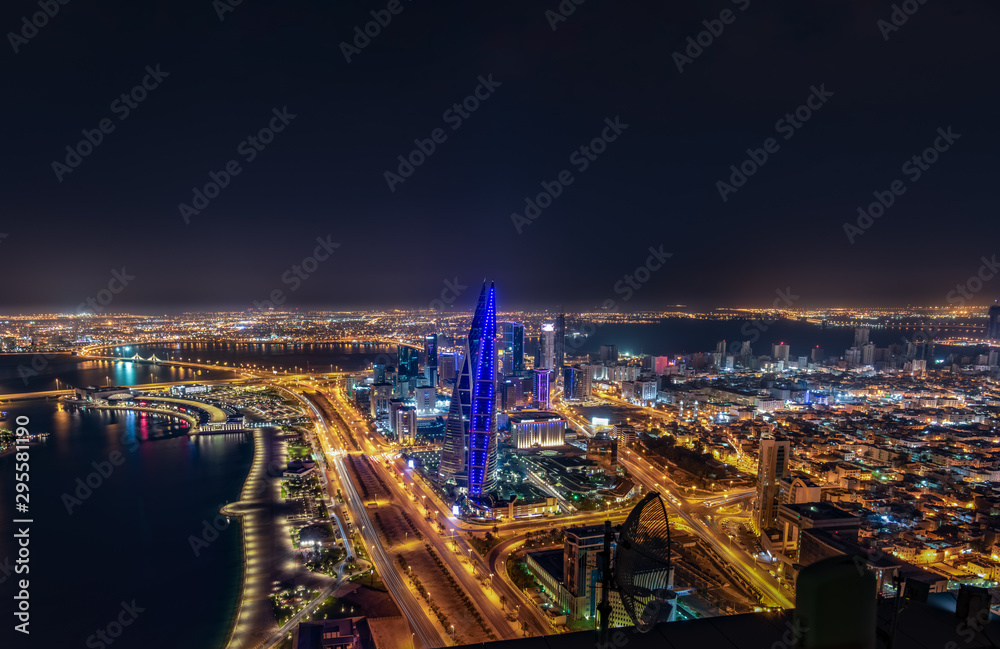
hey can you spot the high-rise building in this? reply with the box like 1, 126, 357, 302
811, 346, 824, 363
415, 385, 436, 414
853, 327, 870, 349
771, 342, 790, 362
533, 368, 550, 410
563, 365, 592, 401
398, 344, 419, 385
438, 352, 457, 381
754, 435, 791, 533
564, 525, 606, 601
541, 323, 556, 370
845, 347, 861, 366
599, 344, 618, 363
611, 423, 635, 445
500, 379, 520, 410
423, 333, 438, 387
370, 383, 393, 421
861, 342, 875, 366
396, 406, 417, 445
373, 362, 386, 384
500, 322, 525, 376
439, 282, 499, 495
554, 312, 565, 371
989, 303, 1000, 341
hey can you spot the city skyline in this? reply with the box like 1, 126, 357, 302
4, 1, 1000, 647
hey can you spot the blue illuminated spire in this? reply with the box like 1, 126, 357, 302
439, 281, 498, 495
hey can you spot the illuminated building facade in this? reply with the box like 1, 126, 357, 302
500, 321, 524, 375
533, 368, 550, 410
541, 323, 555, 370
989, 304, 1000, 341
440, 282, 498, 495
424, 333, 438, 387
510, 411, 565, 448
563, 365, 592, 401
554, 312, 565, 371
754, 435, 791, 533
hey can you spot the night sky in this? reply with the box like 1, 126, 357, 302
2, 0, 998, 313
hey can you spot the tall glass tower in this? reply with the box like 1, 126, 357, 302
989, 303, 1000, 342
440, 282, 498, 495
424, 333, 438, 387
500, 321, 524, 375
398, 345, 419, 381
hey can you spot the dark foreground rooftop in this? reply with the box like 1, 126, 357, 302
455, 594, 1000, 649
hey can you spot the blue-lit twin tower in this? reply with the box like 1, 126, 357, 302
440, 281, 499, 496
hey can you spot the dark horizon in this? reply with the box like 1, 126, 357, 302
2, 0, 999, 312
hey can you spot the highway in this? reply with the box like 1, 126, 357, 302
320, 384, 522, 641
281, 385, 445, 649
553, 399, 794, 609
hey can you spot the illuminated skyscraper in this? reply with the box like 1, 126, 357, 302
424, 333, 438, 387
500, 322, 524, 376
541, 323, 555, 370
754, 435, 790, 533
533, 367, 550, 410
989, 303, 1000, 341
554, 312, 565, 370
563, 365, 591, 401
439, 282, 498, 495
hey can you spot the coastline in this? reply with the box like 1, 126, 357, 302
0, 439, 43, 458
220, 427, 288, 649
